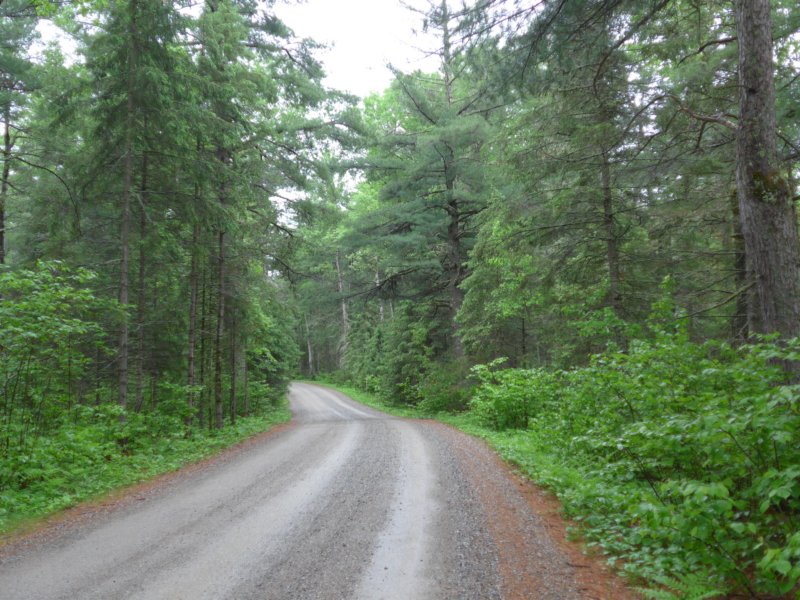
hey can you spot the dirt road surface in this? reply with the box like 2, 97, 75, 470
0, 383, 634, 599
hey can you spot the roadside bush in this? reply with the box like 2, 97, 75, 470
415, 360, 471, 414
469, 333, 800, 597
470, 358, 559, 430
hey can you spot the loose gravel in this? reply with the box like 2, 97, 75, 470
0, 383, 637, 600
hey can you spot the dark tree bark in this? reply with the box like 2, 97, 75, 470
118, 0, 138, 410
134, 152, 148, 412
445, 192, 466, 358
243, 353, 249, 416
187, 221, 200, 419
198, 267, 207, 429
600, 151, 622, 317
214, 228, 225, 430
0, 104, 10, 265
729, 189, 749, 342
213, 143, 230, 430
229, 310, 236, 425
735, 0, 800, 338
441, 1, 466, 359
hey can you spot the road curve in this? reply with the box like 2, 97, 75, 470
0, 383, 624, 600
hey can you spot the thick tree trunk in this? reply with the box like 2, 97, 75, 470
735, 0, 800, 338
0, 104, 11, 265
187, 222, 200, 418
601, 151, 622, 317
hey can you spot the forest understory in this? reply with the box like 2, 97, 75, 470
2, 0, 800, 598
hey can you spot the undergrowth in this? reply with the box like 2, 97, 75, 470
0, 401, 291, 535
322, 329, 800, 599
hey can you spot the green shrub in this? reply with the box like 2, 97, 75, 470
415, 360, 471, 414
470, 358, 559, 430
468, 334, 800, 597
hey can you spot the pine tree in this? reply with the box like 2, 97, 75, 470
0, 0, 37, 264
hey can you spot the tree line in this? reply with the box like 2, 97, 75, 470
3, 0, 800, 595
1, 0, 361, 527
295, 0, 800, 390
290, 2, 800, 595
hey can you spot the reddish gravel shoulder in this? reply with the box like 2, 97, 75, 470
424, 420, 640, 600
0, 421, 294, 560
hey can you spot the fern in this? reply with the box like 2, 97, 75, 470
636, 573, 725, 600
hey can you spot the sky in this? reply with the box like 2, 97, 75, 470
34, 0, 441, 98
273, 0, 440, 97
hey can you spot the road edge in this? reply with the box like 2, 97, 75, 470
0, 409, 294, 558
310, 379, 642, 599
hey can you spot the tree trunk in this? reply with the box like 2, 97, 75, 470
229, 311, 236, 426
187, 221, 200, 419
135, 152, 148, 412
335, 248, 349, 366
376, 262, 384, 322
440, 0, 465, 359
214, 229, 225, 430
198, 266, 207, 429
735, 0, 800, 338
243, 354, 249, 416
729, 189, 749, 343
213, 143, 229, 430
601, 151, 622, 317
118, 0, 138, 410
304, 312, 315, 376
446, 198, 465, 358
0, 104, 11, 265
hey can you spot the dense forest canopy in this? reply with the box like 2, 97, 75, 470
2, 0, 800, 596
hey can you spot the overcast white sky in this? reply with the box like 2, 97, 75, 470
274, 0, 440, 97
35, 0, 441, 98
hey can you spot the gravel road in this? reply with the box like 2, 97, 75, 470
0, 383, 632, 600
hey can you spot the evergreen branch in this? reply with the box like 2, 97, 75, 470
592, 0, 673, 96
682, 282, 756, 319
396, 77, 437, 126
669, 95, 736, 131
678, 36, 736, 64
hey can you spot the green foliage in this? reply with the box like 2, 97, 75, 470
467, 333, 800, 597
469, 358, 559, 430
415, 359, 471, 414
0, 262, 294, 532
636, 573, 725, 600
0, 397, 291, 534
0, 262, 116, 445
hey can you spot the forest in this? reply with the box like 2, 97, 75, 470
1, 0, 799, 597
